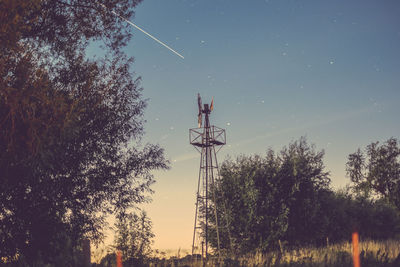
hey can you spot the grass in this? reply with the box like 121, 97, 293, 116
147, 239, 400, 267
238, 239, 400, 267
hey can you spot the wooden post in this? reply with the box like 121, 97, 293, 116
352, 232, 360, 267
116, 250, 123, 267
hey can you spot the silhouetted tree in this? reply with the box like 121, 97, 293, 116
114, 211, 154, 266
317, 189, 400, 244
0, 0, 168, 264
212, 152, 290, 254
279, 138, 330, 246
211, 138, 330, 253
347, 138, 400, 209
210, 138, 400, 255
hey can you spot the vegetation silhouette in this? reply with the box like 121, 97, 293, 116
0, 0, 168, 265
206, 138, 400, 261
347, 137, 400, 210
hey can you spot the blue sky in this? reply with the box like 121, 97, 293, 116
97, 0, 400, 252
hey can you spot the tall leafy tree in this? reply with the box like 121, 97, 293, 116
347, 137, 400, 209
211, 138, 330, 254
212, 153, 288, 254
280, 138, 330, 246
0, 0, 168, 263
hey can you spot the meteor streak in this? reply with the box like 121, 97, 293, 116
100, 3, 184, 59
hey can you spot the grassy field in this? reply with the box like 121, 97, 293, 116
148, 239, 400, 267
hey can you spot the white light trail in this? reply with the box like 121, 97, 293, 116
100, 3, 184, 59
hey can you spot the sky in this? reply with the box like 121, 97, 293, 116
95, 0, 400, 254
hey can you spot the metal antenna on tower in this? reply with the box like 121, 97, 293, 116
190, 94, 227, 265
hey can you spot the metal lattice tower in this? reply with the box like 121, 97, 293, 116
190, 94, 226, 264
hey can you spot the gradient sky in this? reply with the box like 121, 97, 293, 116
95, 0, 400, 253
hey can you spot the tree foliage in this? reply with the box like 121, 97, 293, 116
113, 211, 154, 266
210, 138, 400, 255
347, 137, 400, 209
0, 0, 168, 263
211, 138, 330, 253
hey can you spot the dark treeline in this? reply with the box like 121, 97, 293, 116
209, 137, 400, 255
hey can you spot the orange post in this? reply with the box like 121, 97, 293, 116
116, 250, 123, 267
352, 232, 360, 267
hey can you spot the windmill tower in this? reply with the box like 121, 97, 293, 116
190, 94, 226, 264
